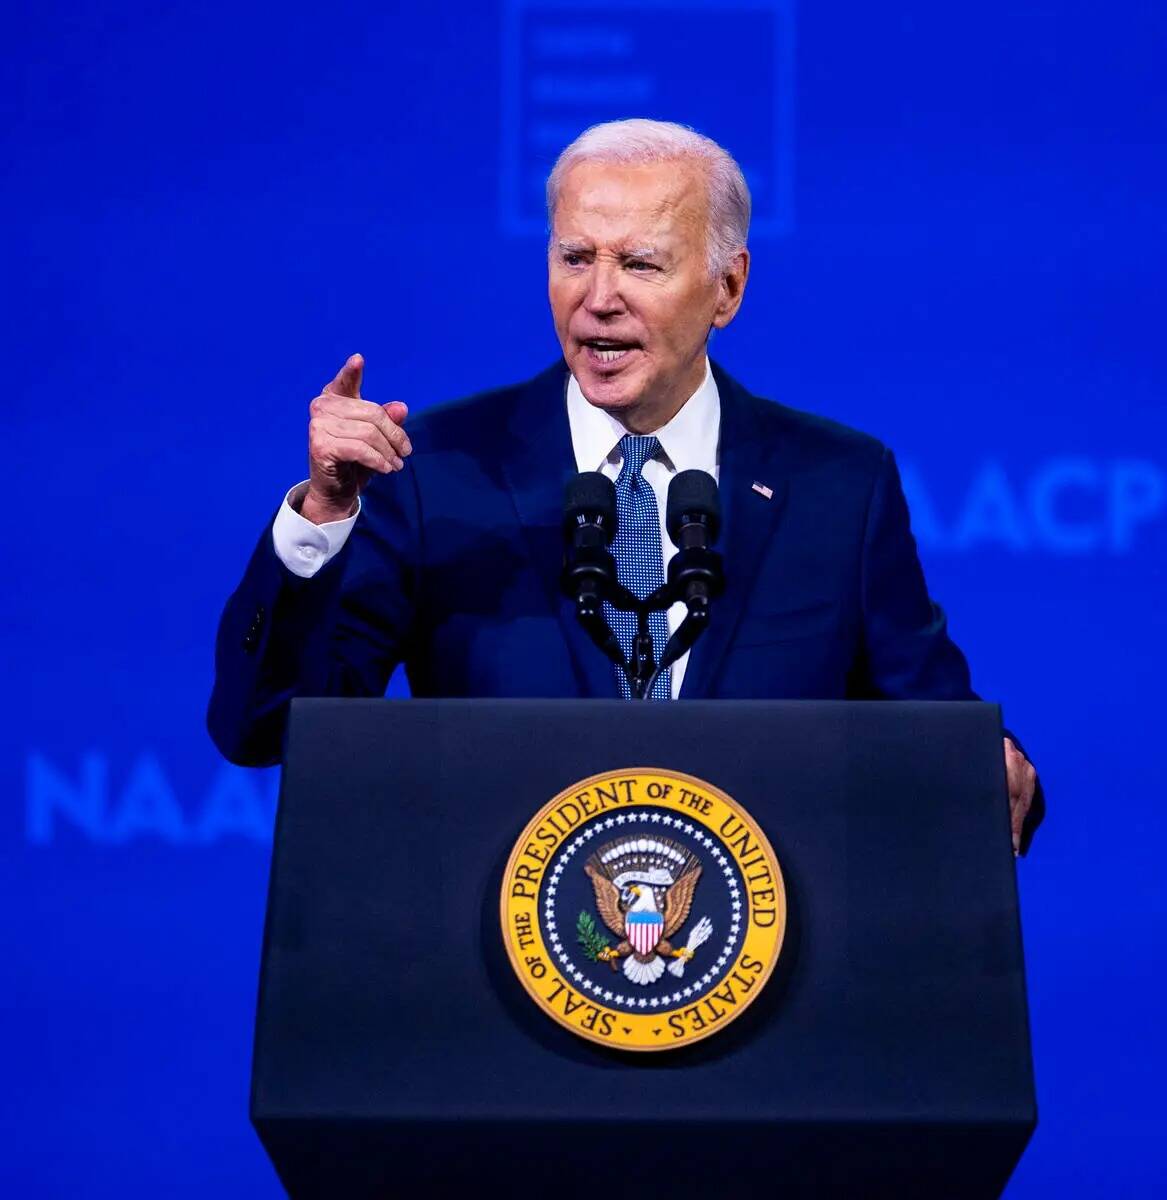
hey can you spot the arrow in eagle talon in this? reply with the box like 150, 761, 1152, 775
667, 916, 714, 978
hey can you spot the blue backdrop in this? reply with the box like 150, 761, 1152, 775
4, 1, 1164, 1195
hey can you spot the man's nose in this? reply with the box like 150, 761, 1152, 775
584, 262, 625, 316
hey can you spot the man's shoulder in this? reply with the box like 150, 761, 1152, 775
407, 361, 566, 451
716, 363, 888, 472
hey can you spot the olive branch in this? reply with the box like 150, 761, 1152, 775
576, 911, 611, 962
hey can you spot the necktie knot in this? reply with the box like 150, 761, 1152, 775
617, 434, 661, 482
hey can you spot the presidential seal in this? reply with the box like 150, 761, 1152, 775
501, 768, 785, 1051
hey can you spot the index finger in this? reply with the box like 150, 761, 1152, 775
325, 353, 364, 399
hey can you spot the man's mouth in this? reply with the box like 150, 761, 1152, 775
581, 338, 640, 366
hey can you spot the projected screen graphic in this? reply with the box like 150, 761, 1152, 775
501, 0, 794, 234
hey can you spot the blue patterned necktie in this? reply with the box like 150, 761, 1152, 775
605, 434, 671, 700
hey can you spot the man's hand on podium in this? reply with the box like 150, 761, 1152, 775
301, 354, 411, 525
1003, 737, 1037, 856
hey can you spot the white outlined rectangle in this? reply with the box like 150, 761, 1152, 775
500, 0, 796, 237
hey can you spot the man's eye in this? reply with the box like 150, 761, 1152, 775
563, 253, 584, 266
626, 261, 656, 272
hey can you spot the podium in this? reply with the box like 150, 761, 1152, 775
252, 699, 1035, 1198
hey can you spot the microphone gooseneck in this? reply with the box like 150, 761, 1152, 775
637, 471, 726, 700
665, 470, 725, 615
560, 473, 628, 672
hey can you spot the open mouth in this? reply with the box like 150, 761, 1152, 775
581, 338, 640, 366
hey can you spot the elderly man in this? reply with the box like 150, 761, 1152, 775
208, 118, 1041, 852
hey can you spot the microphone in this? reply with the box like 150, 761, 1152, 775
562, 472, 618, 609
635, 471, 724, 699
561, 473, 627, 670
665, 470, 724, 614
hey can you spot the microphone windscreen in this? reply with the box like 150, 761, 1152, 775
564, 471, 618, 533
666, 470, 721, 544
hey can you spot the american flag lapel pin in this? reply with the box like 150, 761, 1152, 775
751, 481, 774, 500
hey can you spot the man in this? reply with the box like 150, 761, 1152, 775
208, 119, 1041, 852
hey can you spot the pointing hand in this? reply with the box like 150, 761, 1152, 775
302, 354, 411, 525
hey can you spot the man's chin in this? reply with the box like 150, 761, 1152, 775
574, 359, 647, 412
580, 383, 637, 412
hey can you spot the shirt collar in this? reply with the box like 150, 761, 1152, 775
565, 357, 720, 475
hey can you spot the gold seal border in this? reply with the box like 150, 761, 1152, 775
500, 767, 786, 1052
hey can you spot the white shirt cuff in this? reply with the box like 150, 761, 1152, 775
271, 482, 361, 578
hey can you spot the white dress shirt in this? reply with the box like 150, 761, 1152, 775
564, 359, 720, 696
272, 358, 721, 698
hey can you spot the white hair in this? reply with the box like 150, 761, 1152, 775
546, 118, 751, 277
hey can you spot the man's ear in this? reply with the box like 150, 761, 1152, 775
711, 248, 750, 329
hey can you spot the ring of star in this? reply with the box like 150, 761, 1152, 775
542, 814, 743, 1011
501, 767, 786, 1052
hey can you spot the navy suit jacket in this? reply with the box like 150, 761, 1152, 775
208, 360, 1042, 846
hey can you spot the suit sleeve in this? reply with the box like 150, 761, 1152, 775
206, 468, 422, 766
858, 448, 1045, 853
858, 448, 977, 700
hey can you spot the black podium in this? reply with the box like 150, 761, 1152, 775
252, 699, 1035, 1198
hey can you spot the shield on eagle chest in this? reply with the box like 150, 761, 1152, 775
626, 911, 664, 955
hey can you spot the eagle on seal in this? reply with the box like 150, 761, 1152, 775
584, 835, 713, 985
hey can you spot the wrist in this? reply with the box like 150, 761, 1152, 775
299, 488, 358, 526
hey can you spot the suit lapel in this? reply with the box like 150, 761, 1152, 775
680, 363, 791, 698
498, 359, 791, 700
499, 362, 617, 698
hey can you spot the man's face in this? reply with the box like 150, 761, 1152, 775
548, 159, 748, 432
